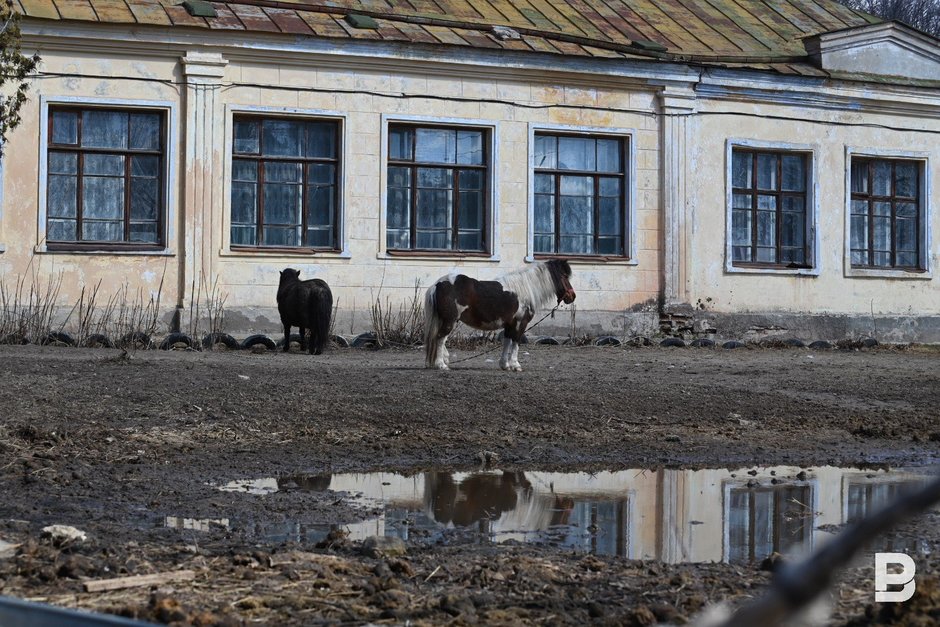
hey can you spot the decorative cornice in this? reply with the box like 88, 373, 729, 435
656, 82, 697, 115
21, 22, 699, 90
697, 69, 940, 121
181, 51, 227, 79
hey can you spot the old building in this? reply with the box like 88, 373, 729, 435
3, 0, 940, 342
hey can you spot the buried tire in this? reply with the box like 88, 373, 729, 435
83, 333, 114, 349
40, 332, 76, 347
276, 333, 305, 351
202, 332, 239, 351
241, 334, 276, 351
159, 333, 193, 351
119, 332, 154, 350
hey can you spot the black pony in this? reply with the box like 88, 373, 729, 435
277, 268, 333, 355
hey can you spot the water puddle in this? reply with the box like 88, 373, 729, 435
198, 465, 935, 564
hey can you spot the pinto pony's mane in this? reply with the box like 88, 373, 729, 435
497, 260, 569, 312
496, 264, 554, 312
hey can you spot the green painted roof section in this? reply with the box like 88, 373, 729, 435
19, 0, 884, 64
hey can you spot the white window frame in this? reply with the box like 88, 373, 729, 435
725, 139, 820, 276
37, 95, 179, 255
220, 104, 349, 259
844, 147, 931, 279
526, 122, 637, 264
379, 114, 499, 261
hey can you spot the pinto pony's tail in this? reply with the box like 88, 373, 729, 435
423, 282, 441, 368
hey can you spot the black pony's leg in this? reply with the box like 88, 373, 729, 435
299, 327, 307, 352
282, 321, 291, 352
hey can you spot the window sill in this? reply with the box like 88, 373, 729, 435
725, 264, 819, 277
221, 247, 352, 259
378, 250, 499, 262
36, 244, 173, 256
844, 267, 931, 280
528, 254, 638, 266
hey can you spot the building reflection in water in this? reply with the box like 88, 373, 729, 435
214, 466, 929, 564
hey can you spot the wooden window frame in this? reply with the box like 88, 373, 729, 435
533, 132, 628, 260
386, 123, 490, 256
230, 115, 341, 253
45, 105, 167, 252
731, 148, 811, 269
850, 157, 923, 271
727, 484, 813, 563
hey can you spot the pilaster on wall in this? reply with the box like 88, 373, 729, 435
180, 52, 228, 311
658, 83, 697, 309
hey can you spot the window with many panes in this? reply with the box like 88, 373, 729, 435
231, 116, 340, 249
726, 484, 812, 563
46, 107, 166, 249
386, 124, 488, 253
731, 148, 810, 267
850, 158, 922, 270
533, 133, 626, 256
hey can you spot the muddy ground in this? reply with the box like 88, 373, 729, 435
1, 341, 939, 625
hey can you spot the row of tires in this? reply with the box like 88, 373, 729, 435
0, 331, 877, 351
0, 331, 300, 351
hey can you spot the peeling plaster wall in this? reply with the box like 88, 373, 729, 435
1, 43, 663, 340
9, 36, 940, 343
682, 88, 940, 341
0, 53, 184, 313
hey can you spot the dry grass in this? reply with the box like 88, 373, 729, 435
185, 272, 228, 341
0, 262, 236, 350
370, 281, 424, 348
0, 264, 63, 343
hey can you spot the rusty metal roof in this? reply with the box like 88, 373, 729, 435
16, 0, 881, 66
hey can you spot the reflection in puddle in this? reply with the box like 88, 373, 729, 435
211, 466, 932, 564
165, 516, 230, 532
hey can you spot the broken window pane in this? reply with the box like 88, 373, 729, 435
416, 128, 457, 164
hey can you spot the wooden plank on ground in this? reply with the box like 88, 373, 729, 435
84, 570, 196, 593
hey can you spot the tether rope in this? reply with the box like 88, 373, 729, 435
445, 304, 562, 366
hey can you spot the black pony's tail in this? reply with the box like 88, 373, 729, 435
311, 284, 333, 355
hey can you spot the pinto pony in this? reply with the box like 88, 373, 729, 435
277, 268, 333, 355
424, 259, 575, 371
